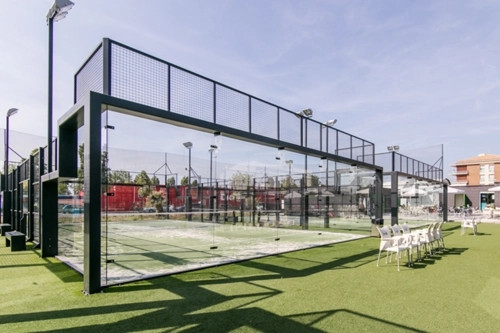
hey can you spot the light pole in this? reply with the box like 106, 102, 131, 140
183, 142, 193, 219
209, 145, 218, 220
4, 108, 18, 225
183, 142, 193, 185
46, 0, 74, 173
285, 160, 293, 213
296, 109, 313, 189
322, 119, 337, 188
387, 145, 399, 226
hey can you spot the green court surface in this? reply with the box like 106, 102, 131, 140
58, 218, 369, 286
1, 222, 500, 332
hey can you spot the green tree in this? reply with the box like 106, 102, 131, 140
101, 151, 110, 184
151, 175, 160, 185
134, 171, 151, 185
310, 174, 320, 187
230, 172, 253, 208
180, 176, 189, 185
58, 182, 70, 195
266, 176, 275, 189
148, 190, 165, 212
281, 176, 297, 189
74, 144, 111, 192
167, 176, 176, 186
135, 170, 152, 199
230, 171, 251, 190
108, 170, 132, 184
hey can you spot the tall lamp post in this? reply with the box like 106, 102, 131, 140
297, 108, 313, 187
183, 142, 193, 220
322, 119, 337, 188
285, 160, 293, 212
387, 145, 399, 226
46, 0, 74, 173
4, 108, 18, 225
209, 145, 218, 220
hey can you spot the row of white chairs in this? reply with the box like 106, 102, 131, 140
376, 222, 445, 271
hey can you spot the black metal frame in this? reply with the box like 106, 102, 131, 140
54, 38, 384, 294
0, 147, 44, 242
57, 88, 384, 294
376, 151, 445, 225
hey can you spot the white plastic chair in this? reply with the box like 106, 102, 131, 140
432, 221, 445, 249
390, 224, 404, 237
416, 223, 435, 257
376, 226, 410, 271
400, 223, 422, 262
461, 218, 478, 236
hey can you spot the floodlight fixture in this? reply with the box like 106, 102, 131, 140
183, 141, 193, 149
46, 0, 74, 22
7, 108, 18, 118
213, 131, 222, 150
319, 157, 327, 168
323, 119, 337, 126
276, 147, 285, 160
387, 145, 399, 151
297, 108, 313, 118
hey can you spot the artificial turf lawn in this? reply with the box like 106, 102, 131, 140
0, 222, 499, 332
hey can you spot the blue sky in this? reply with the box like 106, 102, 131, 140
1, 0, 499, 180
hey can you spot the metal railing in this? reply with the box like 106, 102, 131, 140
74, 38, 375, 165
376, 151, 443, 182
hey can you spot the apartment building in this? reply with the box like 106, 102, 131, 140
451, 153, 500, 210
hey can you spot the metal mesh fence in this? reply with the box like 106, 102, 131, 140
75, 45, 103, 102
376, 151, 442, 181
73, 39, 376, 165
111, 44, 169, 110
278, 109, 301, 145
216, 85, 249, 132
0, 130, 46, 166
170, 66, 213, 122
306, 121, 321, 151
336, 131, 352, 159
250, 99, 277, 139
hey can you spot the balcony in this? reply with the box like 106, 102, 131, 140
452, 170, 469, 176
451, 181, 468, 187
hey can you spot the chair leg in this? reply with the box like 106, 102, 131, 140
396, 251, 400, 271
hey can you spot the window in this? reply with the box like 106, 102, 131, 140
480, 164, 494, 185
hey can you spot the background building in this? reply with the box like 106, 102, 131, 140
451, 153, 500, 210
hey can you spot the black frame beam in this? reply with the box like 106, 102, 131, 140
57, 91, 384, 294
